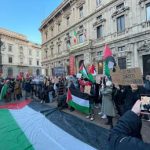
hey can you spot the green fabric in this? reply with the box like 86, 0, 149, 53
80, 70, 88, 79
0, 109, 34, 150
88, 74, 96, 83
74, 31, 77, 37
0, 84, 8, 100
104, 60, 110, 77
68, 101, 90, 114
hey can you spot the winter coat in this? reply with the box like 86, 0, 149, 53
109, 111, 150, 150
58, 81, 65, 96
144, 80, 150, 92
24, 81, 32, 92
101, 86, 116, 117
122, 87, 146, 114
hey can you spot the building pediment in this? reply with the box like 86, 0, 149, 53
137, 42, 150, 52
112, 6, 130, 18
93, 18, 106, 27
76, 0, 85, 8
63, 10, 71, 18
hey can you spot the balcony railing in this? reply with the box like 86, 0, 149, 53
70, 40, 92, 52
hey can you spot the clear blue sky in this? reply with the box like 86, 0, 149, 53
0, 0, 63, 44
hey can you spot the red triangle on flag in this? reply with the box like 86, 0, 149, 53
88, 65, 95, 74
103, 44, 112, 60
66, 89, 72, 102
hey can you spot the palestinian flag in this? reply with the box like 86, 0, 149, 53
67, 88, 90, 114
79, 64, 89, 79
0, 83, 8, 100
73, 31, 77, 44
103, 44, 116, 76
88, 65, 96, 83
0, 100, 95, 150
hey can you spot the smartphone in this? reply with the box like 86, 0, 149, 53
141, 95, 150, 113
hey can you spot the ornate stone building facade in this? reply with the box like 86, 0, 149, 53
40, 0, 150, 76
0, 28, 42, 77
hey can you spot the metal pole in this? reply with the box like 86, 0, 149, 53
0, 35, 3, 74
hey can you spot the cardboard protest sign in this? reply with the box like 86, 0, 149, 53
121, 68, 143, 85
111, 67, 143, 85
111, 71, 123, 85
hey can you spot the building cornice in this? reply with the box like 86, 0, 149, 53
0, 28, 41, 48
39, 0, 71, 30
41, 0, 119, 46
0, 28, 27, 41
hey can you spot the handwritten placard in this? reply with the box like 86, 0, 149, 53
111, 68, 143, 85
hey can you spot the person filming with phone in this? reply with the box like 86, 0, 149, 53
109, 100, 150, 150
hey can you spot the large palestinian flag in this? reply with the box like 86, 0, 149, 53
0, 99, 95, 150
67, 88, 90, 114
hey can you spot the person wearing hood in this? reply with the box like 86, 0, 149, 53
100, 80, 116, 128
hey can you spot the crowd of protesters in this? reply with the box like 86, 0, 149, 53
0, 73, 150, 127
0, 72, 150, 150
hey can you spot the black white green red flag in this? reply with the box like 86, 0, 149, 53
67, 88, 90, 114
0, 100, 95, 150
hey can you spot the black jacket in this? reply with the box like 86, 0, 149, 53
122, 87, 146, 113
109, 111, 150, 150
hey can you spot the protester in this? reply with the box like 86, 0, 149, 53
57, 77, 66, 108
0, 80, 9, 101
109, 100, 150, 150
14, 79, 22, 101
24, 78, 32, 99
122, 84, 146, 114
113, 84, 124, 116
144, 75, 150, 93
101, 80, 116, 128
43, 79, 50, 103
48, 81, 54, 103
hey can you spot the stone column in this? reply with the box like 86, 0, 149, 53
133, 42, 139, 67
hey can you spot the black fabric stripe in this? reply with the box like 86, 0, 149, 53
29, 101, 109, 150
69, 87, 89, 101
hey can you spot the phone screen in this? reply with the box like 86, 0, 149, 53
141, 96, 150, 112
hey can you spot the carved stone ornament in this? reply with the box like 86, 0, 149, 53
64, 34, 71, 41
50, 43, 54, 48
137, 42, 150, 52
63, 10, 71, 18
93, 18, 106, 27
55, 16, 62, 25
56, 39, 62, 45
112, 6, 130, 18
139, 0, 148, 5
49, 24, 54, 30
76, 0, 85, 8
77, 28, 84, 35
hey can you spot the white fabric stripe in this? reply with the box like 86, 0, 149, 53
10, 106, 95, 150
72, 95, 89, 108
83, 68, 88, 76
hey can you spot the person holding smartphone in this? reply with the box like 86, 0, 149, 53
108, 100, 150, 150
